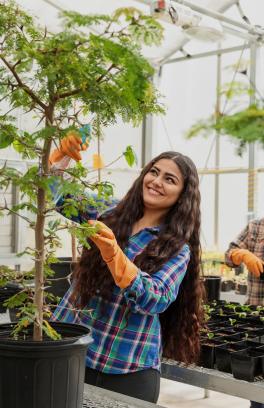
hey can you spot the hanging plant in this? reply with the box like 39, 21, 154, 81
185, 74, 264, 155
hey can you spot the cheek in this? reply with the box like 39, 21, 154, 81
168, 187, 183, 203
143, 174, 152, 184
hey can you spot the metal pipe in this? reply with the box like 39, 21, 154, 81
222, 25, 257, 42
171, 0, 263, 36
214, 46, 221, 249
164, 44, 250, 64
197, 167, 264, 175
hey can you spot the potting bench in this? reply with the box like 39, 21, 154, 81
82, 384, 165, 408
161, 359, 264, 404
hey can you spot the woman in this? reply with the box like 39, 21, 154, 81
50, 134, 204, 403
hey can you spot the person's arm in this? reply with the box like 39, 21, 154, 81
89, 220, 190, 314
225, 224, 250, 267
225, 223, 263, 277
50, 286, 83, 325
54, 190, 118, 223
123, 245, 190, 315
49, 132, 118, 223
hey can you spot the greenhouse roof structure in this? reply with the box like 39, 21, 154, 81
15, 0, 264, 65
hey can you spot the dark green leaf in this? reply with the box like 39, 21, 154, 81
123, 145, 137, 167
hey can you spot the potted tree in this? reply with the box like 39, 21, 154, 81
0, 2, 164, 407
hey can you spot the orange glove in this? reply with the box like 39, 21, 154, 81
49, 131, 88, 165
89, 221, 138, 289
230, 248, 263, 278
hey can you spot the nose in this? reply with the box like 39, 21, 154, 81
152, 175, 163, 187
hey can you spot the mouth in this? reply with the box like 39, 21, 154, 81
147, 186, 164, 196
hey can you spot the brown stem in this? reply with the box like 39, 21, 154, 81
96, 64, 115, 83
33, 116, 53, 340
34, 186, 45, 341
55, 88, 82, 100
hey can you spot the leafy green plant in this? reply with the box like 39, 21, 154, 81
237, 312, 247, 319
0, 1, 164, 340
206, 332, 215, 340
185, 75, 264, 155
229, 318, 237, 326
240, 305, 251, 312
203, 304, 215, 322
225, 303, 238, 312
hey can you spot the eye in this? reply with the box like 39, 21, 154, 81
166, 177, 175, 184
149, 168, 158, 176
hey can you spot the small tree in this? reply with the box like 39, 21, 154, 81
0, 1, 164, 340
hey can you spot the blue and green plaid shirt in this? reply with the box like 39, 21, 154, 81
51, 191, 190, 373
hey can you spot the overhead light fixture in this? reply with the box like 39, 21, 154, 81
151, 0, 224, 42
184, 16, 225, 42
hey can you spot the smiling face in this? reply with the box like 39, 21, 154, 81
142, 158, 184, 213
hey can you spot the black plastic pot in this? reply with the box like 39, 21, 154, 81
0, 322, 92, 408
215, 342, 248, 373
203, 276, 221, 302
231, 348, 264, 382
199, 338, 224, 369
237, 283, 247, 295
221, 280, 235, 292
48, 257, 75, 300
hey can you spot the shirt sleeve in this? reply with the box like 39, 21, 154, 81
123, 244, 190, 315
50, 286, 83, 325
225, 224, 250, 267
49, 178, 118, 223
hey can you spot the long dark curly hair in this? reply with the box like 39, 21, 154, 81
71, 151, 204, 363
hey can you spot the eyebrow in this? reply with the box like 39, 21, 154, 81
152, 165, 180, 182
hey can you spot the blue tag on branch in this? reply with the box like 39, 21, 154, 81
79, 124, 92, 146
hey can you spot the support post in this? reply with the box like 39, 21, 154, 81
214, 46, 221, 249
247, 43, 258, 222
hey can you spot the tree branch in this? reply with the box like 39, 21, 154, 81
0, 55, 47, 110
96, 63, 115, 83
55, 88, 82, 100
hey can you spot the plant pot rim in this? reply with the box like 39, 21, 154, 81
0, 321, 92, 348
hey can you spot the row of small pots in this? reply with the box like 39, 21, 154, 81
200, 301, 264, 381
199, 337, 264, 382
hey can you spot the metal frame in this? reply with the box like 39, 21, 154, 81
82, 384, 165, 408
161, 360, 264, 404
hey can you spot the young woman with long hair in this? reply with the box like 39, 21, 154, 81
50, 134, 204, 403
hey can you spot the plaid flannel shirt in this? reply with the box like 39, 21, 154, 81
225, 218, 264, 305
51, 191, 190, 374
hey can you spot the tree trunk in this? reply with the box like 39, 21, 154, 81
33, 116, 53, 341
34, 186, 45, 341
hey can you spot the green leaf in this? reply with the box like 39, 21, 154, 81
43, 320, 61, 340
0, 134, 15, 148
123, 145, 137, 167
4, 291, 27, 309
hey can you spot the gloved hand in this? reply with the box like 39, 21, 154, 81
89, 221, 138, 289
49, 131, 88, 165
230, 248, 263, 278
